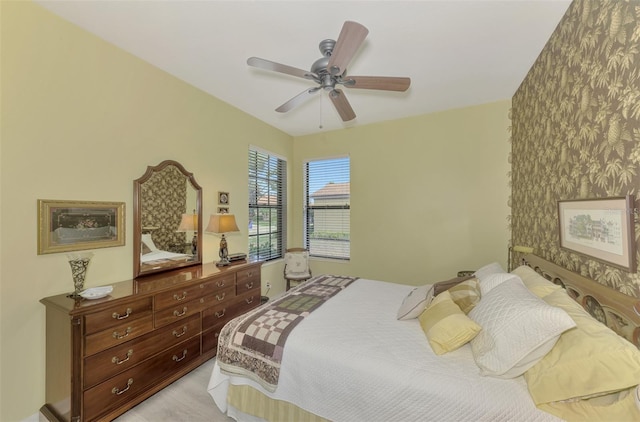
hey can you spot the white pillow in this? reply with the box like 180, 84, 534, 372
479, 272, 523, 296
141, 233, 160, 252
473, 262, 505, 282
468, 280, 576, 379
397, 284, 435, 320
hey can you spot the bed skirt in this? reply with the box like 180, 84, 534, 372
227, 384, 329, 422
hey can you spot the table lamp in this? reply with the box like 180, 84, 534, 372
177, 210, 198, 255
205, 213, 240, 266
508, 245, 534, 271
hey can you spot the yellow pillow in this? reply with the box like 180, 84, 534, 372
538, 386, 640, 422
511, 265, 562, 298
524, 289, 640, 404
447, 277, 481, 314
418, 290, 482, 355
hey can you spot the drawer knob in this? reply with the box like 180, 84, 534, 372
247, 272, 253, 277
112, 349, 133, 365
172, 350, 188, 362
173, 291, 187, 301
111, 378, 133, 395
245, 282, 254, 289
215, 309, 226, 318
245, 296, 254, 305
173, 326, 188, 338
216, 292, 226, 301
216, 280, 225, 287
112, 308, 132, 320
112, 327, 132, 339
173, 307, 188, 317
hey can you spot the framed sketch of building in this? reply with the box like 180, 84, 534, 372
558, 196, 636, 272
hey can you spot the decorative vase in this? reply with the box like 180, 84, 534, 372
67, 252, 93, 298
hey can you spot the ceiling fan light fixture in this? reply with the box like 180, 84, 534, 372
246, 20, 410, 123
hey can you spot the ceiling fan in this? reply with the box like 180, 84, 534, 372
247, 21, 411, 122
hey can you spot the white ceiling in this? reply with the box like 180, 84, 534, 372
35, 0, 571, 137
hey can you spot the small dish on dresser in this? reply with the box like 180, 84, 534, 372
80, 286, 113, 300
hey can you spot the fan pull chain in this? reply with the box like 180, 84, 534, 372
319, 95, 323, 129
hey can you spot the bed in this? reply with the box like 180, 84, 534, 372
208, 256, 640, 422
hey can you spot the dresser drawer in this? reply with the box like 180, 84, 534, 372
236, 275, 260, 295
85, 315, 154, 357
202, 297, 249, 330
236, 265, 260, 294
202, 323, 226, 355
84, 314, 201, 388
153, 273, 234, 310
83, 336, 201, 421
235, 289, 261, 315
202, 284, 236, 307
84, 297, 153, 335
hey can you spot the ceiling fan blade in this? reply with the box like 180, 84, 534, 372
276, 87, 320, 113
344, 76, 411, 92
247, 57, 314, 80
329, 89, 356, 122
327, 21, 369, 76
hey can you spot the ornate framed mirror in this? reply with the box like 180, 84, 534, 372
133, 160, 202, 277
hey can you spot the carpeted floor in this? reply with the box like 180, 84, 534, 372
113, 358, 234, 422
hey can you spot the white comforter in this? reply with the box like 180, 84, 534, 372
208, 278, 560, 422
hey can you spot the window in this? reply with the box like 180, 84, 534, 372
248, 148, 286, 261
304, 157, 350, 260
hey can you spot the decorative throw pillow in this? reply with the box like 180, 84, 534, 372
397, 284, 435, 320
511, 265, 562, 298
478, 272, 523, 296
447, 278, 481, 314
473, 262, 505, 282
524, 289, 640, 404
284, 251, 310, 275
418, 290, 482, 355
141, 242, 152, 255
468, 280, 576, 379
141, 233, 159, 252
432, 275, 474, 296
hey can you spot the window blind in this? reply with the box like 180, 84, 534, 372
304, 157, 350, 260
248, 148, 286, 261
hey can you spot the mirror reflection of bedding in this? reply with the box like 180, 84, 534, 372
140, 233, 191, 265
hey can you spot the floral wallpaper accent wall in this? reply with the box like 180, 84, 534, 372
511, 0, 640, 297
140, 165, 188, 250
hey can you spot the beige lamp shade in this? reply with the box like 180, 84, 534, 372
177, 213, 198, 232
205, 214, 239, 234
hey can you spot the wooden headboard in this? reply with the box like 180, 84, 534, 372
523, 254, 640, 348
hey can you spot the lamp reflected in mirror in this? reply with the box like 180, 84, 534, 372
206, 213, 240, 267
177, 210, 198, 255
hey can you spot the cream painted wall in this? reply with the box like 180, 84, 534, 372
2, 3, 511, 421
0, 3, 291, 421
292, 101, 511, 284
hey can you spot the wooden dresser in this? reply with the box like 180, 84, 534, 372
40, 260, 261, 422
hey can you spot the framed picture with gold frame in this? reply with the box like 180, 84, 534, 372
38, 199, 125, 254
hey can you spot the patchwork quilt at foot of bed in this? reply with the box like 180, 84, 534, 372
216, 274, 358, 391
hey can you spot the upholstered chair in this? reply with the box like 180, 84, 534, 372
284, 248, 312, 291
